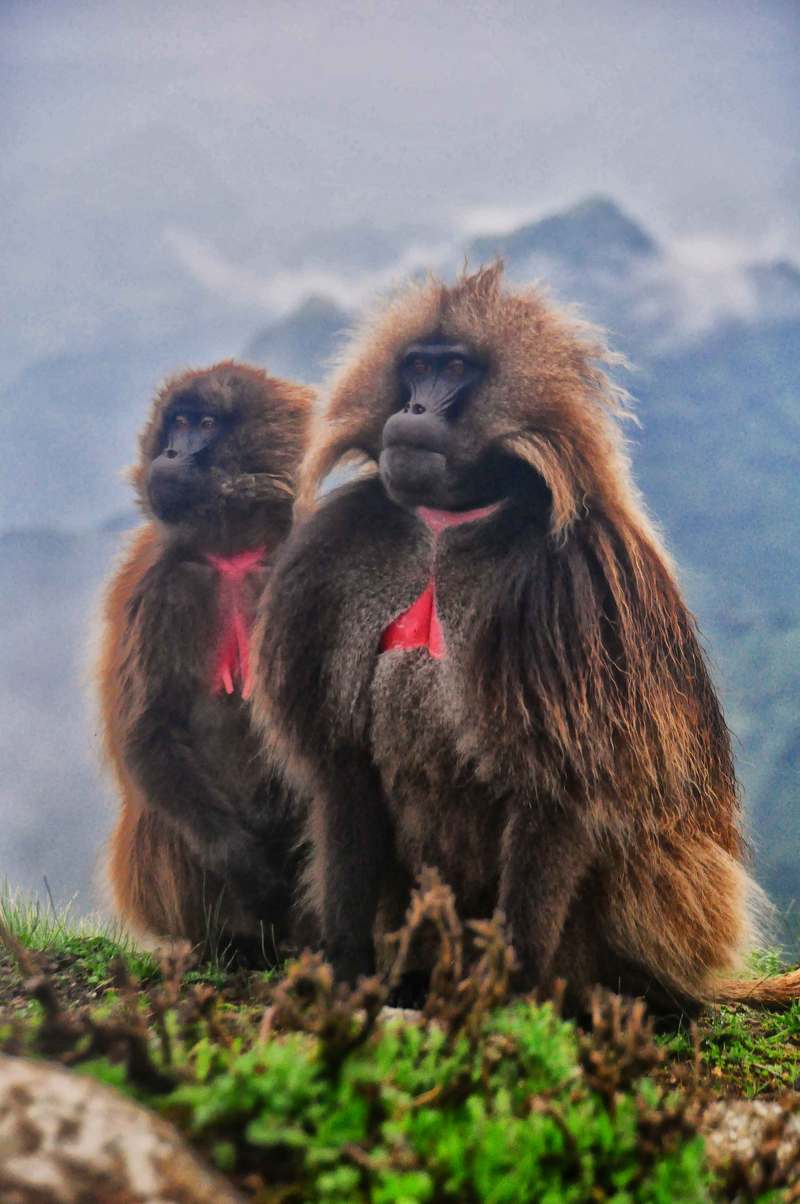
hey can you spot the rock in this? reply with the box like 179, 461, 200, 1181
0, 1053, 243, 1203
701, 1097, 800, 1193
380, 1005, 422, 1024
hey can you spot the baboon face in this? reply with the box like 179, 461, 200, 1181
139, 365, 308, 528
379, 338, 522, 511
147, 395, 228, 521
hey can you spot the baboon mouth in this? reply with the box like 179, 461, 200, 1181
379, 445, 447, 505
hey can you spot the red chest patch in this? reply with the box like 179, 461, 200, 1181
380, 579, 446, 659
205, 546, 266, 698
379, 503, 500, 659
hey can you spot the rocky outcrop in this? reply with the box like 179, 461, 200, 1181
0, 1053, 243, 1203
701, 1097, 800, 1196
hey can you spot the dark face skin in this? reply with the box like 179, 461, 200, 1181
379, 340, 519, 511
147, 406, 225, 521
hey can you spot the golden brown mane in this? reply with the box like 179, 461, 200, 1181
291, 265, 793, 1004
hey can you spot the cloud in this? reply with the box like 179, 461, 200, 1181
454, 204, 553, 239
646, 233, 799, 337
164, 207, 800, 350
163, 225, 456, 319
4, 0, 798, 372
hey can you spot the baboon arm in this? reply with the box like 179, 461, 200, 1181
125, 712, 239, 846
124, 711, 272, 904
118, 563, 269, 897
499, 803, 595, 991
313, 748, 393, 984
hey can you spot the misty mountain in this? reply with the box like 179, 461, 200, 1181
745, 260, 800, 322
634, 316, 800, 609
244, 296, 352, 382
468, 195, 659, 273
1, 195, 798, 931
631, 318, 800, 914
263, 221, 443, 275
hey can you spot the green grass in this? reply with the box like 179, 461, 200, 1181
663, 1002, 800, 1098
1, 878, 798, 1202
0, 882, 157, 987
3, 957, 712, 1203
160, 998, 711, 1203
658, 948, 800, 1099
0, 884, 280, 992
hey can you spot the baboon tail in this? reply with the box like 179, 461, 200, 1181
709, 969, 800, 1008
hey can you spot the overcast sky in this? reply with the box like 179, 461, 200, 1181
1, 0, 797, 909
3, 0, 798, 246
0, 0, 798, 385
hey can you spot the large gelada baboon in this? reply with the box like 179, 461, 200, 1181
252, 264, 799, 1013
98, 361, 314, 962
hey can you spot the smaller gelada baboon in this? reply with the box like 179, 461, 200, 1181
98, 361, 314, 962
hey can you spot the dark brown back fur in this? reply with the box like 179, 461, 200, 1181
255, 267, 794, 1009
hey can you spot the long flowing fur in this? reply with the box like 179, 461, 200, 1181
98, 363, 314, 948
293, 264, 796, 1006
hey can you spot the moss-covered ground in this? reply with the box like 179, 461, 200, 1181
1, 878, 798, 1203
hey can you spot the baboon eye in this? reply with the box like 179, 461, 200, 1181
411, 358, 429, 376
174, 414, 189, 428
447, 358, 465, 376
200, 415, 217, 431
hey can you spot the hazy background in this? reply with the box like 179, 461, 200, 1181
1, 1, 798, 940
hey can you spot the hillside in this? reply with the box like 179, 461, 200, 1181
1, 881, 798, 1201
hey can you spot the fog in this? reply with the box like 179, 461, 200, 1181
2, 0, 798, 377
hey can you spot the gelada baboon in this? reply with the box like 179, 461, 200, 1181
98, 361, 314, 962
253, 265, 799, 1013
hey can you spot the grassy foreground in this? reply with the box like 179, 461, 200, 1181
1, 878, 798, 1203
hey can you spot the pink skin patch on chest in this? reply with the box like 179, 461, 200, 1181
379, 503, 501, 659
205, 546, 266, 698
